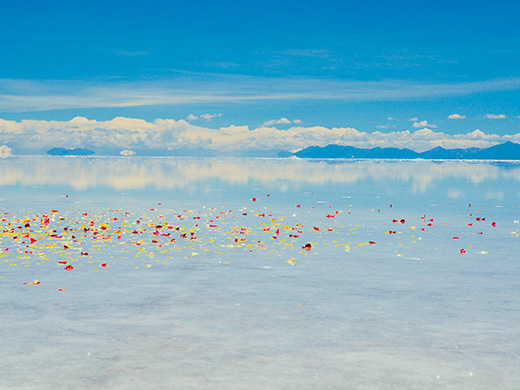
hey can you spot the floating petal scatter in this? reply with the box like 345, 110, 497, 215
0, 195, 514, 289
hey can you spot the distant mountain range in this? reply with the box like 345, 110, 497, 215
283, 141, 520, 160
47, 147, 95, 156
40, 142, 520, 159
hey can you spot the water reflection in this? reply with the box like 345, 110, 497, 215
1, 156, 520, 192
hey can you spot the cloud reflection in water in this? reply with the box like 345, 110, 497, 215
1, 156, 519, 193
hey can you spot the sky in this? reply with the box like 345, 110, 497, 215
1, 0, 520, 155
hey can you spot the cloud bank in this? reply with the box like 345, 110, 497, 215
1, 117, 519, 154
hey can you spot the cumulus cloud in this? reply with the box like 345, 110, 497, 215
464, 129, 501, 140
262, 118, 293, 126
408, 117, 419, 122
120, 149, 136, 156
412, 120, 437, 128
0, 145, 13, 158
186, 113, 222, 122
1, 116, 519, 154
448, 114, 466, 119
262, 118, 302, 126
486, 114, 506, 119
412, 128, 438, 138
200, 113, 222, 121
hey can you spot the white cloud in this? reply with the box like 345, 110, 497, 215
411, 128, 441, 140
464, 129, 500, 140
120, 149, 136, 156
262, 118, 293, 126
293, 119, 303, 124
448, 114, 466, 119
408, 117, 419, 122
200, 113, 222, 121
387, 117, 400, 121
186, 113, 222, 122
0, 145, 13, 158
486, 114, 506, 119
412, 120, 437, 128
1, 116, 518, 154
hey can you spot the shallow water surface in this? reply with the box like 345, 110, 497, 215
1, 157, 519, 389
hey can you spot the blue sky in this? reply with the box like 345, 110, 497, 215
1, 0, 520, 154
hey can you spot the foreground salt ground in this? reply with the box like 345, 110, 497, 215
2, 157, 520, 389
2, 193, 519, 390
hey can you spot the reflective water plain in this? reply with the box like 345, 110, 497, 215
1, 156, 520, 390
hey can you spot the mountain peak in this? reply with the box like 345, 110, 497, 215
47, 147, 95, 156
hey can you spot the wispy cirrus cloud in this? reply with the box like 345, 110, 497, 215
1, 76, 520, 113
115, 50, 150, 57
276, 49, 332, 58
